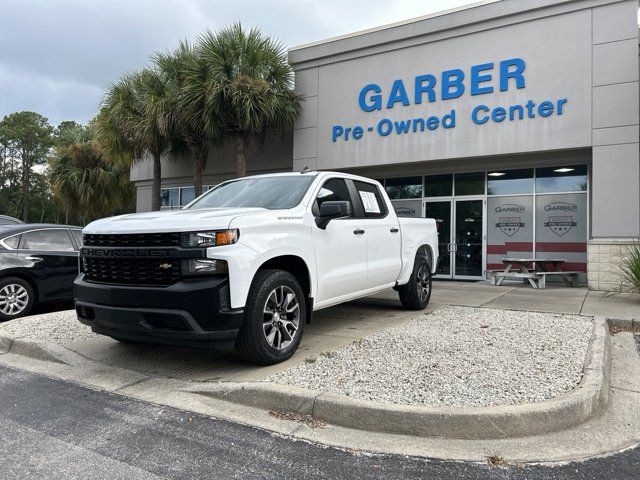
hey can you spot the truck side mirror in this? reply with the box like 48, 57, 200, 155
316, 201, 352, 229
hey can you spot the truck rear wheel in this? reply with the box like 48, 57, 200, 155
235, 269, 306, 365
398, 255, 432, 310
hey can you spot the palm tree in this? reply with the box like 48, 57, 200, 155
153, 42, 221, 197
96, 70, 173, 211
49, 140, 135, 224
195, 23, 301, 178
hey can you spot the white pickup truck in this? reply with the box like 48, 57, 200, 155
74, 172, 438, 364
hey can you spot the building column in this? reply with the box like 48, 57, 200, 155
588, 0, 640, 292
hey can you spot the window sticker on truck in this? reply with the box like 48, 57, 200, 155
359, 191, 380, 213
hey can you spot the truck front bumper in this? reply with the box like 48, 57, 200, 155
73, 274, 244, 350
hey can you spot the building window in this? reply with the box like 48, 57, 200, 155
385, 176, 422, 199
161, 186, 201, 209
424, 174, 453, 197
181, 187, 195, 205
454, 172, 484, 195
487, 169, 533, 195
535, 165, 587, 193
160, 188, 180, 209
535, 193, 587, 272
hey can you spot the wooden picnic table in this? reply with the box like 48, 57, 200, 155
488, 258, 579, 289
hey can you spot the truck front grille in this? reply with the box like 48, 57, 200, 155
83, 257, 181, 286
83, 232, 182, 248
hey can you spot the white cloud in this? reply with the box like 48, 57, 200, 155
0, 0, 480, 126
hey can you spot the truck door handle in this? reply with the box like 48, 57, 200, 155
25, 256, 43, 263
390, 228, 399, 233
353, 229, 365, 235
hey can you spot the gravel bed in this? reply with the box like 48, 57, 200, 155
266, 306, 594, 407
0, 310, 96, 343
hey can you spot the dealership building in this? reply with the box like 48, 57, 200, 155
130, 0, 640, 291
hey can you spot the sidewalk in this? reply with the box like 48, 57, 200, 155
366, 280, 640, 319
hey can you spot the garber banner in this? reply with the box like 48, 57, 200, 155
331, 58, 569, 142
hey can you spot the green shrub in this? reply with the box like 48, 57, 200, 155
621, 241, 640, 293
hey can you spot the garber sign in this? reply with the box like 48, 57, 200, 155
331, 58, 569, 142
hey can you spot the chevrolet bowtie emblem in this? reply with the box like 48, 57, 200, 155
158, 263, 173, 270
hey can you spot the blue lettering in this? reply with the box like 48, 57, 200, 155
442, 69, 465, 100
387, 80, 410, 109
394, 119, 411, 134
500, 58, 526, 91
359, 84, 382, 112
378, 118, 393, 136
352, 125, 364, 139
471, 63, 494, 96
538, 101, 554, 117
492, 107, 506, 122
472, 105, 490, 125
509, 105, 524, 120
332, 125, 344, 142
426, 116, 439, 131
414, 74, 436, 104
557, 98, 567, 115
442, 110, 456, 128
412, 118, 425, 132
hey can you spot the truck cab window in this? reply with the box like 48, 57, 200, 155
313, 178, 352, 216
353, 181, 388, 218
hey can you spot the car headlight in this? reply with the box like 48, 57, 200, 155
181, 259, 228, 276
181, 230, 238, 248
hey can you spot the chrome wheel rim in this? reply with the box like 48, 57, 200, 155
0, 284, 29, 316
416, 265, 430, 303
263, 286, 300, 350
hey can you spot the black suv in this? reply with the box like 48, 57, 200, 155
0, 224, 82, 321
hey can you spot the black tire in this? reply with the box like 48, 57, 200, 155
0, 277, 35, 321
398, 255, 432, 310
235, 269, 306, 365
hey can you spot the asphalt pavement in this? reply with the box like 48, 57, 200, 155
0, 365, 638, 479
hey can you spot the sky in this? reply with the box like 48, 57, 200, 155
0, 0, 484, 127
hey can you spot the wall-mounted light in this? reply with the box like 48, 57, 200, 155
488, 172, 506, 177
553, 167, 575, 173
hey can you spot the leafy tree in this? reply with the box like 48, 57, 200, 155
195, 24, 301, 178
49, 139, 134, 225
0, 112, 54, 221
97, 70, 173, 211
153, 42, 220, 197
54, 120, 92, 148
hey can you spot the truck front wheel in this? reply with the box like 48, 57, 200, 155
398, 255, 432, 310
235, 269, 306, 365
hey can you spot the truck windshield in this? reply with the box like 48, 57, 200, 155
187, 176, 316, 210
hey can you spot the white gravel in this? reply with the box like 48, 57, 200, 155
0, 310, 96, 343
266, 306, 594, 407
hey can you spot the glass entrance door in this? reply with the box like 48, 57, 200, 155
454, 199, 484, 278
425, 198, 485, 279
424, 200, 452, 277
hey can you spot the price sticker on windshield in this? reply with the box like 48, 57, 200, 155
359, 191, 380, 214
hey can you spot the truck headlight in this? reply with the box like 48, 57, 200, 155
181, 259, 228, 276
181, 230, 238, 248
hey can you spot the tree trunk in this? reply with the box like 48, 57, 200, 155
151, 152, 162, 211
235, 136, 246, 178
192, 143, 208, 197
21, 155, 29, 222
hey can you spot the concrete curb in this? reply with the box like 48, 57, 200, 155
0, 316, 613, 440
608, 317, 640, 330
191, 317, 612, 439
0, 333, 72, 365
